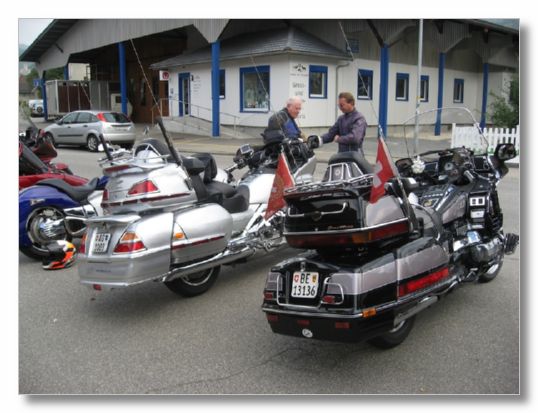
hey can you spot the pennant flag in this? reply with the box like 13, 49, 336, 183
265, 153, 295, 219
370, 136, 398, 204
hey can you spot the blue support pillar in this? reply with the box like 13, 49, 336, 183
211, 41, 221, 137
435, 52, 446, 136
378, 45, 389, 138
63, 65, 69, 80
118, 42, 128, 116
41, 71, 48, 121
480, 62, 489, 130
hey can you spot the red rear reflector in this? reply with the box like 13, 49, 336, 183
321, 295, 336, 304
398, 267, 450, 297
264, 292, 274, 300
335, 322, 350, 329
266, 314, 278, 323
102, 189, 109, 202
104, 164, 130, 173
93, 284, 102, 291
128, 179, 159, 196
297, 319, 310, 326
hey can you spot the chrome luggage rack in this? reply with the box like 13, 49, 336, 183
285, 174, 374, 197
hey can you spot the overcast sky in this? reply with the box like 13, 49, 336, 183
18, 18, 53, 46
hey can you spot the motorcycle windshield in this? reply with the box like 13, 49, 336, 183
19, 143, 49, 175
401, 107, 489, 158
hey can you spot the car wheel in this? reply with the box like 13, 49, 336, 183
87, 134, 99, 152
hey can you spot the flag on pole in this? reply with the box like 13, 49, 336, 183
370, 136, 398, 204
265, 153, 295, 219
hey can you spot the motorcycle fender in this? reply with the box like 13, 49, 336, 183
171, 204, 233, 264
78, 212, 174, 287
19, 185, 80, 247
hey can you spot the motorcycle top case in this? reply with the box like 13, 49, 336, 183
101, 160, 198, 215
283, 180, 409, 249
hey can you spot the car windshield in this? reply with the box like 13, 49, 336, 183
101, 112, 130, 123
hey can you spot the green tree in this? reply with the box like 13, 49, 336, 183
489, 74, 519, 129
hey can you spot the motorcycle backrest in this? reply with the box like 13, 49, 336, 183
328, 151, 373, 174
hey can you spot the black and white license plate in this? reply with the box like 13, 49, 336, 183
93, 233, 111, 253
291, 271, 319, 298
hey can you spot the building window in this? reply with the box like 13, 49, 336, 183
219, 69, 225, 99
396, 73, 409, 101
357, 69, 373, 100
240, 65, 270, 112
420, 75, 429, 102
454, 78, 464, 103
309, 65, 327, 99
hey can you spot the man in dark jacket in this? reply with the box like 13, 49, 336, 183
263, 96, 304, 144
322, 92, 367, 154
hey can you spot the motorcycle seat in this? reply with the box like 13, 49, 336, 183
328, 151, 373, 174
36, 177, 100, 202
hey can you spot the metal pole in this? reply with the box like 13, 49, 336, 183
211, 41, 221, 137
413, 19, 423, 155
118, 42, 128, 116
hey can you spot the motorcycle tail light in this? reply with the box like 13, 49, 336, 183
113, 231, 146, 253
102, 189, 109, 202
79, 233, 87, 254
128, 179, 159, 196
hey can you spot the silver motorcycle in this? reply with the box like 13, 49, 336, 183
78, 120, 319, 296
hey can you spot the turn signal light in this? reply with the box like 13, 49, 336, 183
113, 231, 146, 253
127, 179, 159, 196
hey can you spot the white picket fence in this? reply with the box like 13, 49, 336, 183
451, 123, 520, 165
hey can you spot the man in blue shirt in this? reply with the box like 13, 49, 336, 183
322, 92, 367, 154
263, 96, 304, 144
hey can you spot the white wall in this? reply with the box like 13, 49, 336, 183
165, 54, 496, 129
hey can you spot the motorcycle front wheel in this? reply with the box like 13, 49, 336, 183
164, 266, 220, 297
367, 316, 416, 349
20, 206, 71, 260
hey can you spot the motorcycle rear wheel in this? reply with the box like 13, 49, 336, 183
367, 316, 416, 349
164, 266, 220, 297
478, 255, 504, 283
20, 206, 71, 260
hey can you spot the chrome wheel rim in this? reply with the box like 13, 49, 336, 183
26, 207, 66, 251
180, 269, 214, 287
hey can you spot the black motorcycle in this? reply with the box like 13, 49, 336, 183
261, 108, 519, 348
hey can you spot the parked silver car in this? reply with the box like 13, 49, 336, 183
44, 110, 136, 151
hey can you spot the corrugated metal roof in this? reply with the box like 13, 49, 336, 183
19, 19, 78, 62
150, 26, 351, 70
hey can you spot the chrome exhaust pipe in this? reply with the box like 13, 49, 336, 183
161, 246, 255, 283
394, 296, 438, 326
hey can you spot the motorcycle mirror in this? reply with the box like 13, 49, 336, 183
494, 143, 517, 161
307, 135, 322, 149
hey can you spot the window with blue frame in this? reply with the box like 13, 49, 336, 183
357, 69, 373, 100
420, 75, 429, 102
240, 65, 270, 112
453, 78, 464, 103
396, 73, 409, 101
309, 65, 328, 99
219, 69, 225, 99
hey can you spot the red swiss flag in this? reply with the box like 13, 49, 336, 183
370, 136, 398, 204
265, 153, 295, 219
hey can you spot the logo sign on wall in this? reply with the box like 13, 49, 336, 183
159, 70, 170, 81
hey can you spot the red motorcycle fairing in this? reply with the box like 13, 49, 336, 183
19, 173, 88, 190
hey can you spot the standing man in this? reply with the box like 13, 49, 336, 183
322, 92, 367, 154
263, 96, 304, 143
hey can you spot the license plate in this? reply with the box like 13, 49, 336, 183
291, 271, 319, 298
93, 233, 111, 253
